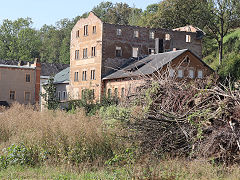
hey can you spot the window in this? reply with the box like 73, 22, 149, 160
116, 46, 122, 57
82, 70, 87, 81
93, 26, 96, 34
149, 48, 155, 55
121, 87, 125, 98
91, 46, 96, 57
76, 30, 80, 38
198, 70, 203, 79
83, 48, 88, 58
26, 74, 30, 82
24, 92, 31, 101
90, 89, 95, 100
117, 29, 122, 36
75, 50, 79, 60
177, 69, 183, 78
114, 88, 118, 97
134, 30, 139, 38
169, 69, 175, 77
10, 91, 15, 100
189, 69, 194, 79
74, 72, 79, 81
107, 88, 111, 98
186, 35, 191, 42
91, 69, 95, 80
62, 91, 67, 100
81, 89, 86, 99
148, 48, 155, 55
183, 56, 190, 63
132, 47, 139, 58
165, 34, 170, 40
149, 31, 154, 39
84, 25, 88, 36
57, 91, 61, 100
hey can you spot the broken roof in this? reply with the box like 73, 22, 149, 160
103, 49, 212, 80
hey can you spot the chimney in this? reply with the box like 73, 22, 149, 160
173, 48, 177, 51
33, 58, 41, 104
18, 60, 24, 66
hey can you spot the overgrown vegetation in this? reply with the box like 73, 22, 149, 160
1, 74, 240, 178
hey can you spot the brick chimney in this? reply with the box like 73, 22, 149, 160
34, 58, 41, 104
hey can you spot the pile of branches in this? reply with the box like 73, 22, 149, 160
128, 75, 240, 164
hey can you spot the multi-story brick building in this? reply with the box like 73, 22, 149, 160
69, 12, 206, 100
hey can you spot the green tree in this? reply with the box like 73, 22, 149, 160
205, 0, 240, 65
41, 76, 59, 110
0, 18, 40, 61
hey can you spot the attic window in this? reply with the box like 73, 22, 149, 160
183, 56, 190, 63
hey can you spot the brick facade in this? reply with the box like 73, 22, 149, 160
70, 12, 205, 101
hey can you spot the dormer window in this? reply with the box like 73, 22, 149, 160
117, 29, 122, 36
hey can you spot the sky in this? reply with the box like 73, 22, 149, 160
0, 0, 160, 29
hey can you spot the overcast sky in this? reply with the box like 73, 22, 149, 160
0, 0, 160, 29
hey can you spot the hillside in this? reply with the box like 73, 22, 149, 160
203, 28, 240, 79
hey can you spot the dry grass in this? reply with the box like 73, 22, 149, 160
0, 103, 118, 165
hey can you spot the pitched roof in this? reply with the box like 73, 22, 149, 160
0, 59, 69, 76
54, 67, 70, 84
103, 49, 208, 80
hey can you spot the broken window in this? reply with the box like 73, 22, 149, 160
134, 30, 139, 38
186, 35, 191, 42
116, 46, 122, 57
26, 74, 30, 82
132, 47, 139, 58
117, 29, 122, 36
149, 31, 154, 39
165, 33, 170, 40
10, 91, 15, 100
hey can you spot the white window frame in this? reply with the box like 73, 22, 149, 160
177, 69, 183, 78
198, 70, 203, 79
189, 69, 194, 79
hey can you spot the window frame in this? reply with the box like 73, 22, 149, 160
186, 35, 191, 43
91, 46, 96, 57
188, 69, 194, 79
84, 25, 88, 36
149, 30, 155, 39
197, 70, 203, 79
74, 72, 79, 82
82, 70, 87, 81
90, 69, 96, 80
24, 91, 31, 101
134, 30, 139, 38
9, 90, 15, 100
93, 26, 97, 34
116, 46, 122, 57
26, 74, 31, 83
177, 69, 183, 78
83, 48, 88, 59
116, 29, 122, 36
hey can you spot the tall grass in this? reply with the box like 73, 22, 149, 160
0, 103, 121, 166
